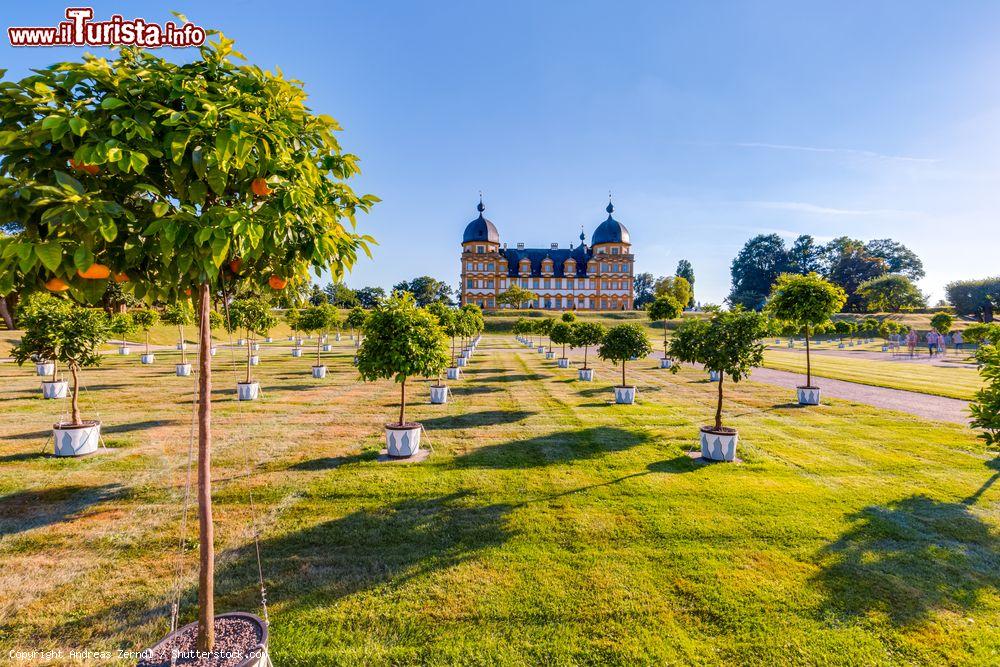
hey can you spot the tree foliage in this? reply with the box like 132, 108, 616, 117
946, 277, 999, 323
570, 321, 606, 370
225, 298, 276, 337
654, 275, 691, 311
971, 342, 1000, 448
855, 274, 925, 313
393, 276, 453, 307
930, 313, 954, 335
598, 323, 653, 386
675, 259, 695, 307
632, 272, 656, 309
497, 284, 538, 309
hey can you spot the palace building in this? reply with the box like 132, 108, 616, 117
460, 198, 634, 311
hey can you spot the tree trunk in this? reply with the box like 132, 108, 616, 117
69, 363, 82, 426
179, 325, 186, 364
804, 324, 812, 387
145, 331, 150, 356
583, 346, 588, 370
451, 336, 455, 365
317, 339, 322, 367
196, 283, 215, 652
399, 377, 407, 426
663, 323, 668, 358
715, 374, 724, 431
621, 359, 626, 387
245, 334, 252, 384
0, 295, 14, 330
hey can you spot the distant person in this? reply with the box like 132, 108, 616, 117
925, 330, 937, 357
906, 329, 918, 358
953, 330, 964, 354
937, 332, 946, 356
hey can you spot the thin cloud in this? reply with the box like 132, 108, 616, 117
745, 200, 918, 217
732, 142, 938, 164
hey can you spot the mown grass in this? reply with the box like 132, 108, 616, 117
0, 336, 997, 665
763, 349, 983, 400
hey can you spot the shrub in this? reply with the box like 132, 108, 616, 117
931, 313, 954, 335
598, 323, 653, 387
971, 342, 1000, 447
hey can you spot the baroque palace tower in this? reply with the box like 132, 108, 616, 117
460, 197, 634, 311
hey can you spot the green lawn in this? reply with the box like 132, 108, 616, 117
763, 349, 983, 400
0, 336, 997, 665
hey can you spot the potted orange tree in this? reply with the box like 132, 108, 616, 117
225, 297, 277, 400
571, 321, 605, 381
132, 309, 159, 364
162, 303, 195, 376
298, 303, 337, 378
648, 294, 681, 369
426, 301, 455, 402
357, 292, 449, 456
598, 323, 652, 404
0, 31, 375, 658
13, 302, 110, 455
14, 293, 70, 398
766, 273, 846, 405
109, 312, 137, 356
668, 309, 769, 461
550, 321, 573, 368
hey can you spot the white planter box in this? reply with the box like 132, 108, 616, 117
36, 361, 54, 376
797, 386, 821, 405
536, 346, 545, 353
447, 367, 460, 380
118, 346, 130, 355
251, 343, 260, 352
579, 368, 594, 381
141, 353, 155, 365
430, 384, 448, 404
237, 381, 260, 401
42, 380, 68, 399
456, 357, 467, 367
210, 347, 218, 356
312, 365, 327, 379
385, 423, 422, 457
700, 426, 738, 462
557, 358, 570, 368
787, 341, 795, 348
614, 386, 637, 404
545, 351, 554, 359
335, 333, 341, 341
708, 370, 721, 382
176, 342, 187, 351
176, 363, 192, 377
249, 355, 260, 366
291, 348, 303, 358
322, 344, 332, 352
660, 358, 673, 369
53, 420, 101, 457
265, 337, 273, 343
237, 338, 246, 346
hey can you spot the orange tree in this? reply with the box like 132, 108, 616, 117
0, 33, 376, 649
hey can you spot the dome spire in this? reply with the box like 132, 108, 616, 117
579, 225, 585, 242
606, 191, 614, 217
477, 191, 485, 215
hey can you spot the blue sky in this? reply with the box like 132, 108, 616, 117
4, 1, 999, 303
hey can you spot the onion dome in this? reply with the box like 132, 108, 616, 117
462, 196, 500, 244
591, 199, 630, 245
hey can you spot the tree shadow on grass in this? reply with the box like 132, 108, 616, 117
812, 494, 1000, 626
0, 484, 127, 536
475, 373, 549, 384
65, 492, 516, 638
962, 453, 1000, 506
451, 426, 649, 469
421, 410, 535, 430
103, 419, 177, 435
287, 451, 377, 471
450, 384, 501, 396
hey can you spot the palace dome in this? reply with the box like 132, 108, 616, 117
462, 200, 500, 244
591, 201, 630, 245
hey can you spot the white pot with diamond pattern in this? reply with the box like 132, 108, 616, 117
557, 358, 570, 369
708, 370, 720, 382
237, 338, 246, 346
141, 353, 155, 365
52, 420, 101, 457
699, 426, 738, 462
614, 386, 637, 404
176, 342, 187, 351
796, 386, 821, 405
312, 365, 327, 379
291, 347, 303, 358
237, 381, 260, 401
579, 368, 594, 381
176, 363, 192, 377
118, 346, 130, 356
322, 344, 332, 352
36, 361, 54, 377
545, 351, 554, 360
385, 423, 422, 457
265, 337, 273, 343
536, 346, 545, 353
447, 366, 460, 380
210, 346, 218, 356
41, 380, 68, 399
456, 356, 467, 367
430, 384, 448, 404
249, 354, 260, 366
660, 358, 672, 369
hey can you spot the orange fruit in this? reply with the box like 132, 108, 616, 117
251, 178, 272, 196
68, 159, 99, 176
268, 275, 287, 290
229, 258, 243, 274
77, 263, 111, 280
45, 277, 70, 292
113, 272, 129, 283
184, 288, 192, 296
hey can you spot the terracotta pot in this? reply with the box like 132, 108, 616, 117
700, 426, 738, 462
385, 422, 422, 457
53, 420, 100, 457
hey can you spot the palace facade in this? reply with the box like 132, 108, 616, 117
460, 199, 634, 311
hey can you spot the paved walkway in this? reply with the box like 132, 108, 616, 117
522, 340, 971, 426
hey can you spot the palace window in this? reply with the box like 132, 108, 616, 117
466, 262, 473, 270
611, 247, 620, 255
476, 245, 484, 254
487, 262, 495, 270
521, 278, 528, 288
466, 278, 474, 288
543, 278, 550, 289
554, 278, 562, 289
487, 298, 495, 308
486, 279, 494, 288
532, 278, 540, 289
566, 278, 573, 289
